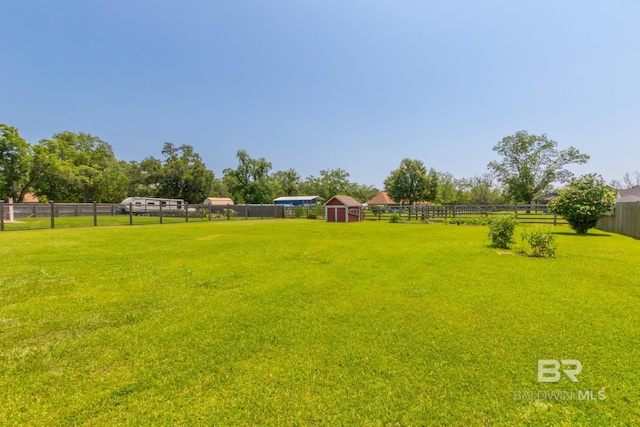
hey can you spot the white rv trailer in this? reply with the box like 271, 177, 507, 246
120, 197, 185, 214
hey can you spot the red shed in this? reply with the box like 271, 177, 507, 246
325, 195, 364, 222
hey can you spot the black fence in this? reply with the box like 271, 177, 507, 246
0, 202, 297, 231
367, 204, 567, 225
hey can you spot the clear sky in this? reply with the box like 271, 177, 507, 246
2, 1, 639, 188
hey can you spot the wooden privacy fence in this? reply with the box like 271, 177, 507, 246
597, 202, 640, 239
368, 204, 567, 225
0, 202, 287, 231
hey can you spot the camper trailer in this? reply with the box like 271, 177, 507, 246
119, 197, 185, 215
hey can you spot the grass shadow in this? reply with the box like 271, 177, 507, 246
552, 231, 612, 237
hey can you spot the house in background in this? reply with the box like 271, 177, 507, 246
203, 197, 234, 206
366, 191, 396, 206
22, 193, 39, 203
617, 186, 640, 202
535, 192, 558, 203
325, 195, 364, 222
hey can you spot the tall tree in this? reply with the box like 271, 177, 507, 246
424, 168, 439, 202
384, 159, 428, 205
302, 168, 352, 201
154, 142, 215, 203
272, 169, 301, 197
622, 171, 640, 188
488, 131, 589, 203
467, 173, 503, 204
222, 150, 275, 204
32, 131, 128, 203
0, 124, 32, 201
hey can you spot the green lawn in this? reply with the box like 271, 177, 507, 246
1, 220, 639, 425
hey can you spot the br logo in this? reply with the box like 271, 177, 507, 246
538, 359, 582, 383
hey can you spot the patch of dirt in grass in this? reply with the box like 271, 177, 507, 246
196, 235, 222, 241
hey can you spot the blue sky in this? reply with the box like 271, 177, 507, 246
2, 1, 639, 188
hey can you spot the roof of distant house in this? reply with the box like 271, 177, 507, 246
22, 193, 39, 203
618, 186, 640, 200
367, 191, 396, 205
535, 192, 558, 202
204, 197, 234, 205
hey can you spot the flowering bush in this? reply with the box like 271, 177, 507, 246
548, 174, 616, 234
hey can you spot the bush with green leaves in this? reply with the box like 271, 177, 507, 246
521, 228, 556, 257
548, 173, 616, 234
444, 217, 490, 226
487, 214, 518, 249
389, 213, 402, 223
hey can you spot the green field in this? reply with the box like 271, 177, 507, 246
1, 220, 639, 425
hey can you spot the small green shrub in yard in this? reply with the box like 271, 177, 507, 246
389, 213, 402, 223
521, 228, 557, 257
445, 217, 490, 226
307, 211, 317, 219
294, 206, 304, 218
487, 214, 518, 248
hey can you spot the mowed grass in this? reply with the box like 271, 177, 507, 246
0, 220, 639, 426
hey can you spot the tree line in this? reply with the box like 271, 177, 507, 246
0, 124, 628, 206
0, 124, 379, 204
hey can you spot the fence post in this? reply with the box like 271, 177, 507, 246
159, 203, 163, 224
245, 204, 248, 220
50, 201, 55, 229
261, 203, 264, 220
208, 204, 212, 221
185, 203, 189, 222
129, 203, 133, 225
93, 201, 98, 226
227, 204, 230, 220
0, 201, 4, 231
554, 213, 557, 226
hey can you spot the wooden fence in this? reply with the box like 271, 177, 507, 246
0, 202, 290, 231
597, 202, 640, 239
367, 204, 567, 225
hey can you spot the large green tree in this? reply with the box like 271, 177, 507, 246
272, 169, 301, 197
488, 131, 589, 204
0, 124, 32, 201
548, 173, 616, 234
301, 168, 353, 201
223, 150, 276, 204
384, 159, 428, 205
152, 143, 215, 204
32, 131, 128, 203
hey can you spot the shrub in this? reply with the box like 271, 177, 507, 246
389, 213, 402, 223
444, 217, 490, 226
223, 208, 238, 218
307, 211, 317, 220
294, 206, 304, 218
548, 173, 616, 234
488, 214, 518, 249
521, 228, 556, 257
